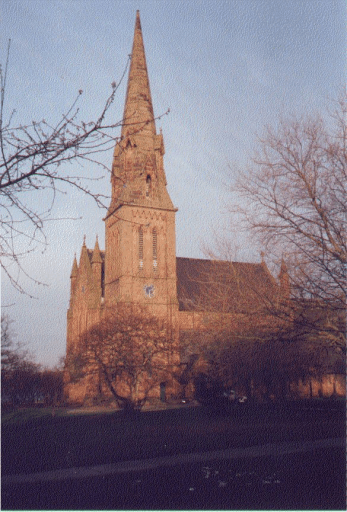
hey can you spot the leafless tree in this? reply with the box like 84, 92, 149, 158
39, 367, 64, 407
1, 313, 27, 371
200, 318, 344, 402
1, 42, 169, 295
1, 313, 42, 406
177, 243, 344, 401
175, 96, 346, 400
67, 310, 174, 411
228, 92, 346, 347
0, 43, 125, 294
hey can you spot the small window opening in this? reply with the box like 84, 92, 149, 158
139, 227, 143, 270
146, 175, 151, 197
153, 228, 157, 271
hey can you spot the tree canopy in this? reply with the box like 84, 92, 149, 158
67, 310, 174, 410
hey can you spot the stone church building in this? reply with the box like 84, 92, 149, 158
65, 12, 344, 404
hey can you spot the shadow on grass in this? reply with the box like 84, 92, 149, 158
2, 447, 346, 510
2, 400, 345, 477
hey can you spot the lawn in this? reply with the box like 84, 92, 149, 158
3, 447, 345, 510
2, 400, 345, 477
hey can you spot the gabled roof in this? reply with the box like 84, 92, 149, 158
82, 248, 279, 314
176, 257, 279, 313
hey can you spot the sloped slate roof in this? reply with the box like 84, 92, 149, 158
176, 257, 279, 313
85, 249, 278, 313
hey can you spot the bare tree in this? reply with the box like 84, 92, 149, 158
195, 315, 345, 403
67, 310, 174, 411
228, 92, 346, 347
39, 367, 64, 407
1, 314, 42, 406
1, 43, 169, 295
1, 313, 27, 371
177, 242, 345, 401
0, 43, 129, 294
175, 96, 346, 401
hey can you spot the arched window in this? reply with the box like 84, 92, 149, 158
152, 228, 157, 271
139, 227, 143, 270
146, 175, 151, 197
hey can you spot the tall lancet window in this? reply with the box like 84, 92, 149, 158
139, 227, 144, 271
146, 175, 151, 197
152, 228, 158, 272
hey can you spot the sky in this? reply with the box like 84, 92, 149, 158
1, 0, 345, 367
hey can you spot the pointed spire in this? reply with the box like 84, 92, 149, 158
92, 235, 102, 264
108, 11, 175, 213
122, 10, 156, 142
79, 236, 90, 267
70, 254, 78, 279
69, 254, 79, 305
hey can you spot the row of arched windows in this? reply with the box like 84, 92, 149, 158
139, 227, 158, 272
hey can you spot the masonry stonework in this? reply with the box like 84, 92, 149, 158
65, 11, 345, 405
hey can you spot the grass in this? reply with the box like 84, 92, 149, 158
2, 400, 345, 477
1, 405, 114, 425
3, 448, 345, 510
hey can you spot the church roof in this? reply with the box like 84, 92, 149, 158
176, 257, 279, 313
83, 249, 278, 313
82, 249, 278, 314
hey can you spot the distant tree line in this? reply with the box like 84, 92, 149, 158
1, 315, 64, 408
187, 320, 345, 405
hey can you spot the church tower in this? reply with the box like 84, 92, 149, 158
104, 11, 178, 316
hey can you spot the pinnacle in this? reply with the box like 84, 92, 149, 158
135, 9, 141, 29
80, 236, 90, 263
70, 254, 78, 278
122, 10, 156, 141
92, 236, 102, 264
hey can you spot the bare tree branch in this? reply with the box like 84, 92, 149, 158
228, 92, 346, 320
65, 309, 174, 410
0, 45, 169, 295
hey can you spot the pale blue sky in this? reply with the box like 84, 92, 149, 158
1, 0, 345, 367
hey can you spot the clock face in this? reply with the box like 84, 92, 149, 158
144, 284, 155, 298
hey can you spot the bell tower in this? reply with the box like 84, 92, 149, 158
104, 11, 178, 315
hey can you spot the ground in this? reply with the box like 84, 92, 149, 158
2, 400, 346, 510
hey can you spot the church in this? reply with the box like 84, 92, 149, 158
66, 12, 338, 405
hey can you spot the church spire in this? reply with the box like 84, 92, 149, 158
109, 10, 174, 213
122, 10, 156, 143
